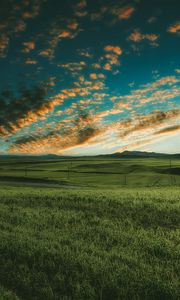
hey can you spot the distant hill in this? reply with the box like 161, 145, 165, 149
95, 151, 180, 159
109, 151, 180, 158
0, 151, 179, 159
111, 151, 166, 157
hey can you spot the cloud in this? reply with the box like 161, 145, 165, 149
8, 108, 180, 155
167, 22, 180, 34
25, 59, 38, 65
39, 17, 81, 60
8, 109, 102, 154
22, 0, 41, 19
0, 0, 41, 58
76, 0, 87, 10
154, 125, 180, 135
0, 34, 9, 58
68, 21, 79, 30
74, 0, 87, 17
39, 49, 52, 58
116, 75, 180, 106
103, 45, 122, 72
95, 108, 124, 120
112, 5, 135, 20
89, 73, 105, 80
117, 109, 180, 138
59, 30, 72, 38
104, 63, 112, 71
0, 84, 63, 137
89, 73, 98, 80
14, 20, 27, 32
58, 61, 86, 73
104, 45, 122, 56
78, 48, 93, 58
128, 30, 159, 45
128, 31, 144, 42
22, 41, 36, 53
148, 16, 157, 24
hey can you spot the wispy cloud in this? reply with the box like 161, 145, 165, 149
22, 41, 36, 53
22, 0, 41, 19
0, 34, 9, 58
104, 45, 123, 55
103, 45, 122, 72
74, 0, 88, 17
25, 58, 38, 65
114, 75, 180, 107
111, 5, 135, 20
8, 108, 180, 155
0, 84, 63, 137
167, 22, 180, 34
0, 0, 42, 58
128, 30, 159, 46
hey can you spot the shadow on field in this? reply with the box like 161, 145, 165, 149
157, 167, 180, 175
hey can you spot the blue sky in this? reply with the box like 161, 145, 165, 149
0, 0, 180, 155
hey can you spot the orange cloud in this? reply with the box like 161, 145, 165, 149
0, 34, 9, 57
92, 63, 101, 69
112, 5, 135, 20
68, 22, 79, 30
22, 41, 36, 53
89, 73, 105, 80
146, 34, 159, 42
25, 59, 38, 65
167, 22, 180, 34
59, 31, 72, 38
154, 125, 180, 135
39, 49, 52, 58
0, 85, 65, 138
9, 110, 102, 154
22, 1, 41, 19
8, 108, 180, 155
89, 73, 97, 80
95, 108, 123, 120
59, 61, 86, 72
116, 75, 180, 107
104, 45, 122, 55
128, 31, 143, 42
104, 63, 112, 71
118, 6, 135, 19
76, 0, 87, 9
128, 30, 159, 44
103, 45, 122, 71
105, 54, 119, 65
75, 11, 88, 17
74, 0, 87, 17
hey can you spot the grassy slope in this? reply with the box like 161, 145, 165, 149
0, 186, 180, 299
0, 157, 180, 187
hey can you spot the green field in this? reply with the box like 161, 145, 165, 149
0, 157, 180, 299
0, 156, 180, 187
0, 185, 180, 299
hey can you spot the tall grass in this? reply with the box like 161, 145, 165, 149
0, 186, 180, 299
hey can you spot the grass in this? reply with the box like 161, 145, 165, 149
0, 185, 180, 299
0, 157, 180, 187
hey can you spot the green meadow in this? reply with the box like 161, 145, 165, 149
0, 157, 180, 299
0, 156, 179, 187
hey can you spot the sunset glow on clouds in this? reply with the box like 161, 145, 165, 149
0, 0, 180, 155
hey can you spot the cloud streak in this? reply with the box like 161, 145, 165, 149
8, 107, 180, 155
0, 84, 63, 137
167, 22, 180, 34
128, 30, 159, 46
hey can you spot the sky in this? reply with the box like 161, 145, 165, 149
0, 0, 180, 155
